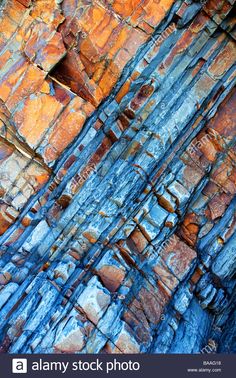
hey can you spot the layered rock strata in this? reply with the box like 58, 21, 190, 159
0, 0, 235, 353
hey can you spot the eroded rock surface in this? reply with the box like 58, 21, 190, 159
0, 0, 235, 353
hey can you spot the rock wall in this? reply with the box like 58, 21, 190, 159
0, 0, 235, 353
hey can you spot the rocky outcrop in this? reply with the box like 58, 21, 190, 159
0, 0, 235, 354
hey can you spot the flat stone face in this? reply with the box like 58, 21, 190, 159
55, 328, 85, 353
0, 0, 235, 355
152, 257, 179, 292
96, 265, 125, 292
112, 323, 140, 353
77, 277, 111, 325
160, 235, 197, 281
14, 94, 64, 147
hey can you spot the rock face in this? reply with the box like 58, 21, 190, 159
0, 0, 235, 354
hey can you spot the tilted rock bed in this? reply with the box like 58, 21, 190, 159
0, 0, 235, 353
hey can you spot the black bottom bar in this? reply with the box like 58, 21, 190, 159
1, 354, 235, 378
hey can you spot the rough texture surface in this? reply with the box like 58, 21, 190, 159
0, 0, 235, 354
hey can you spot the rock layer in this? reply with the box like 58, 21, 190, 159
0, 0, 236, 354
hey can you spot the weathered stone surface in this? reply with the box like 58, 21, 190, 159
77, 277, 111, 325
0, 0, 235, 355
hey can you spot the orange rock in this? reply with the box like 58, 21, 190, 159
80, 37, 100, 63
203, 0, 231, 22
35, 172, 50, 186
53, 50, 102, 106
30, 0, 64, 28
97, 265, 125, 292
16, 0, 31, 6
35, 32, 66, 72
24, 23, 66, 72
116, 80, 131, 103
0, 57, 28, 102
208, 41, 236, 79
138, 286, 164, 324
190, 12, 210, 33
48, 127, 70, 157
0, 50, 11, 70
123, 29, 147, 57
195, 131, 218, 162
190, 267, 204, 285
43, 146, 59, 164
160, 234, 197, 280
129, 4, 145, 27
99, 64, 120, 97
183, 213, 199, 227
40, 81, 51, 94
6, 65, 46, 111
160, 0, 175, 12
107, 27, 129, 59
0, 141, 14, 161
153, 258, 179, 292
164, 30, 194, 69
77, 4, 107, 34
114, 49, 132, 71
142, 0, 166, 27
187, 223, 199, 235
179, 212, 200, 247
6, 0, 27, 24
208, 193, 232, 220
0, 206, 13, 235
46, 97, 94, 161
21, 216, 32, 227
92, 61, 107, 83
83, 230, 98, 244
207, 87, 236, 138
128, 228, 149, 254
0, 271, 12, 285
138, 20, 155, 35
14, 94, 63, 148
0, 14, 18, 43
91, 14, 119, 50
112, 0, 143, 19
